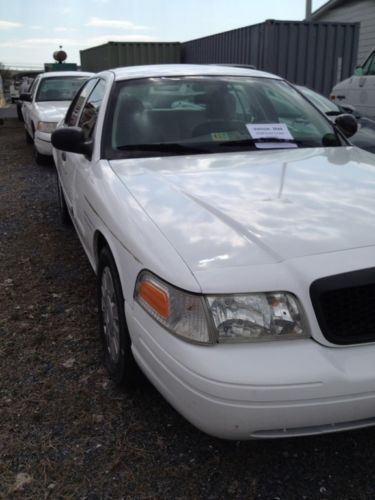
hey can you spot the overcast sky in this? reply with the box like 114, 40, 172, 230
0, 0, 328, 67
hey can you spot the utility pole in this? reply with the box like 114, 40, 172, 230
306, 0, 312, 20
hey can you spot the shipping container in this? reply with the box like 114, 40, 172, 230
182, 20, 360, 96
80, 42, 181, 72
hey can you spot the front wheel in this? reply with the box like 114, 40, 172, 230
25, 128, 33, 144
33, 146, 49, 165
98, 246, 138, 388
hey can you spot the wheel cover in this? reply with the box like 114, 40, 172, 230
101, 267, 120, 363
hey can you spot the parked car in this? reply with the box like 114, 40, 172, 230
297, 85, 375, 154
52, 64, 375, 439
330, 48, 375, 118
21, 71, 93, 164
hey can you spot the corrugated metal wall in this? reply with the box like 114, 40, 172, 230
311, 0, 375, 64
182, 20, 360, 95
80, 42, 181, 73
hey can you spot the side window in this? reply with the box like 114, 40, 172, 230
78, 79, 106, 140
362, 52, 375, 76
368, 54, 375, 76
29, 78, 39, 100
65, 78, 98, 126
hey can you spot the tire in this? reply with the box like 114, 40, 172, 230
56, 174, 71, 225
98, 246, 138, 388
33, 145, 49, 166
25, 128, 33, 144
17, 104, 24, 122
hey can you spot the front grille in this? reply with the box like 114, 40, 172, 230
310, 267, 375, 345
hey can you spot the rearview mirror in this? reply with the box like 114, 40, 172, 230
52, 127, 93, 156
334, 113, 358, 138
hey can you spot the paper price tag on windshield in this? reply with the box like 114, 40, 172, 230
246, 123, 297, 148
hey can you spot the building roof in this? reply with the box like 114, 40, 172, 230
311, 0, 351, 20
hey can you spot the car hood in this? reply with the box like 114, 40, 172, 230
332, 78, 352, 92
110, 147, 375, 273
34, 101, 70, 122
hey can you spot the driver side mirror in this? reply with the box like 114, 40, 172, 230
52, 127, 93, 157
19, 93, 31, 102
334, 113, 358, 138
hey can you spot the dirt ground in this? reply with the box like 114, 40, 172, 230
2, 117, 375, 499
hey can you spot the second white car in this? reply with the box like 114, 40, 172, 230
21, 70, 93, 164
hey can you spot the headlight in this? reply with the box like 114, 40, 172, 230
135, 271, 309, 344
207, 292, 309, 342
134, 271, 211, 344
37, 121, 58, 133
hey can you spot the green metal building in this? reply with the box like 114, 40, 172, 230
80, 42, 181, 72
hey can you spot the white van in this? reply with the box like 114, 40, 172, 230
330, 49, 375, 118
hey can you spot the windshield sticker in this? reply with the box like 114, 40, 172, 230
211, 132, 230, 141
246, 123, 294, 140
246, 123, 298, 148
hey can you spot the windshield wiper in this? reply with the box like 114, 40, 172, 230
217, 138, 300, 148
325, 110, 342, 117
117, 143, 208, 155
252, 137, 299, 144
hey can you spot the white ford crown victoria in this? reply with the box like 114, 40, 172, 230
22, 71, 93, 164
52, 64, 375, 439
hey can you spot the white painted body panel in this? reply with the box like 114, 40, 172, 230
30, 103, 70, 154
331, 50, 375, 118
128, 302, 375, 439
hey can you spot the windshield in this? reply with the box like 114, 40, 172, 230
104, 76, 342, 159
36, 76, 88, 102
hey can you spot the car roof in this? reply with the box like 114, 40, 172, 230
102, 64, 280, 82
38, 71, 94, 79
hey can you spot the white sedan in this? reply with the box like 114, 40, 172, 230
22, 70, 93, 164
52, 64, 375, 439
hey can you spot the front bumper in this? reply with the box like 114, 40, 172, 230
34, 131, 52, 156
127, 302, 375, 439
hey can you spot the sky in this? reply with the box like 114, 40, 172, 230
0, 0, 328, 68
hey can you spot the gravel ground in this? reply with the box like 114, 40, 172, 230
1, 118, 375, 499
